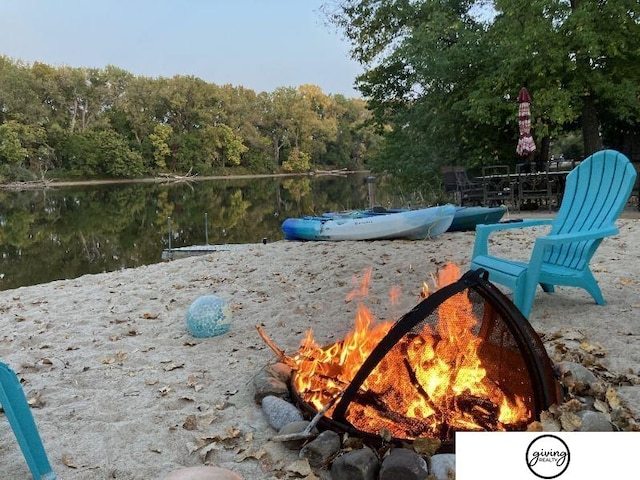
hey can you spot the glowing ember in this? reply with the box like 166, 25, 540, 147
291, 263, 530, 440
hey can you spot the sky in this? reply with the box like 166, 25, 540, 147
0, 0, 364, 97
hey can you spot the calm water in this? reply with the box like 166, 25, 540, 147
0, 173, 414, 290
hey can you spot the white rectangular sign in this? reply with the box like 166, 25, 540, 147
456, 431, 638, 479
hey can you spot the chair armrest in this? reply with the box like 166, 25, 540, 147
472, 219, 553, 258
477, 219, 552, 233
535, 225, 619, 247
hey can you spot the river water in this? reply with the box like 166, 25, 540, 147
0, 173, 417, 290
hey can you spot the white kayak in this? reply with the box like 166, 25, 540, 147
281, 204, 457, 241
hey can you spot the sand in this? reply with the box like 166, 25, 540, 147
1, 214, 639, 479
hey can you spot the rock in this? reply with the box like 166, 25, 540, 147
253, 369, 289, 403
574, 395, 596, 410
379, 448, 428, 480
429, 454, 456, 480
278, 420, 318, 449
554, 361, 597, 385
577, 410, 615, 431
299, 429, 341, 468
266, 362, 293, 382
162, 466, 243, 480
261, 395, 304, 430
330, 446, 379, 480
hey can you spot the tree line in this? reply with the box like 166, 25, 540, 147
0, 56, 382, 183
325, 0, 640, 189
4, 1, 639, 195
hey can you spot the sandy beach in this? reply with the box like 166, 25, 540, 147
1, 212, 639, 479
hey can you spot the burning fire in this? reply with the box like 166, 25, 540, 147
291, 263, 530, 440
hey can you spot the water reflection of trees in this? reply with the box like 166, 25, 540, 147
0, 174, 397, 290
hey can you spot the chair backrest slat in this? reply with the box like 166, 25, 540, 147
545, 150, 636, 269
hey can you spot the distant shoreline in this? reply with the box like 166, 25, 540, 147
0, 169, 362, 190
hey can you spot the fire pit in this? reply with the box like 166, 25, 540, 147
289, 264, 561, 449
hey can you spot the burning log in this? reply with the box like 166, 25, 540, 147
454, 393, 500, 431
350, 390, 438, 439
402, 357, 442, 417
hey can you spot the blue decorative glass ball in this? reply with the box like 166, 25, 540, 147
185, 295, 232, 338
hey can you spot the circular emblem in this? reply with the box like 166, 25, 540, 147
525, 434, 570, 479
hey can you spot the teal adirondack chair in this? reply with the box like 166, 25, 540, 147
0, 362, 56, 479
470, 149, 637, 318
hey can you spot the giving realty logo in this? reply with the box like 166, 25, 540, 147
525, 434, 570, 478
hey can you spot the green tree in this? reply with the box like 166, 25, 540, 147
326, 0, 640, 187
58, 130, 144, 178
260, 87, 299, 166
217, 85, 273, 169
1, 54, 381, 181
0, 121, 28, 165
0, 56, 45, 125
149, 123, 174, 171
324, 95, 380, 169
209, 123, 248, 168
282, 147, 311, 172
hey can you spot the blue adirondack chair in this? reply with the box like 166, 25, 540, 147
470, 149, 637, 318
0, 362, 56, 479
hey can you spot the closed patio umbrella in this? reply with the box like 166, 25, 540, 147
516, 87, 536, 157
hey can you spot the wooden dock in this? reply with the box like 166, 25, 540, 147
161, 243, 262, 260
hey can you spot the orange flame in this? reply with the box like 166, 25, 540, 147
292, 263, 530, 440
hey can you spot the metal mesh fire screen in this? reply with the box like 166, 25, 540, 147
292, 268, 562, 449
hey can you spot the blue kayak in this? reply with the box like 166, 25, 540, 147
447, 206, 508, 232
281, 204, 457, 241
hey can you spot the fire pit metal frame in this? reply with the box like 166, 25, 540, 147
329, 268, 561, 430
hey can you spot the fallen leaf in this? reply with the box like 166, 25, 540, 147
301, 474, 321, 480
580, 341, 606, 357
27, 394, 45, 408
527, 421, 544, 432
183, 414, 198, 431
286, 459, 313, 476
606, 389, 622, 409
342, 436, 364, 450
378, 427, 392, 443
539, 411, 561, 431
61, 454, 78, 469
158, 386, 172, 396
235, 448, 266, 462
559, 411, 582, 432
594, 398, 609, 413
163, 363, 184, 371
198, 412, 218, 426
412, 436, 441, 456
192, 436, 216, 450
